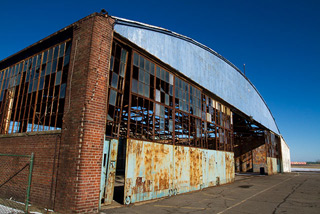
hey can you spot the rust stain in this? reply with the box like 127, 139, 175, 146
143, 179, 151, 192
208, 153, 215, 185
110, 140, 118, 160
144, 143, 152, 181
225, 152, 234, 183
225, 153, 230, 182
125, 139, 236, 204
190, 148, 201, 187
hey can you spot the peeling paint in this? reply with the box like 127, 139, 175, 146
124, 139, 235, 204
103, 139, 119, 205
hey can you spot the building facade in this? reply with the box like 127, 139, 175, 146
0, 12, 290, 213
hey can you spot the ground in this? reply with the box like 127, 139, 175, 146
102, 172, 320, 214
291, 164, 320, 169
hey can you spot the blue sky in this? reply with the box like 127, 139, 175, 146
0, 0, 319, 161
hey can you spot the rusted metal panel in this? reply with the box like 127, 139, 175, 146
206, 151, 217, 186
225, 152, 235, 183
124, 139, 173, 204
124, 139, 235, 204
267, 157, 278, 175
104, 139, 119, 204
252, 144, 267, 173
174, 145, 190, 194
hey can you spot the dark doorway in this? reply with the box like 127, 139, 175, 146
113, 138, 126, 204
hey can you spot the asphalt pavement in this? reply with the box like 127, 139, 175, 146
101, 172, 320, 214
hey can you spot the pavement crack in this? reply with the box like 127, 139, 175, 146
272, 178, 307, 214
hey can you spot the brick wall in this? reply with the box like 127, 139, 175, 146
54, 13, 114, 213
0, 13, 114, 213
0, 131, 61, 209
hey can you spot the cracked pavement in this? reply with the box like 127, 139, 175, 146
101, 172, 320, 214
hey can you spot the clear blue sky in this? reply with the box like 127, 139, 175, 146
0, 0, 319, 162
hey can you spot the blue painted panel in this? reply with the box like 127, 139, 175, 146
114, 22, 279, 135
99, 137, 110, 208
124, 139, 235, 205
104, 139, 119, 204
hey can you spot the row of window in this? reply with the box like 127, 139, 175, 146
106, 45, 233, 151
0, 40, 71, 134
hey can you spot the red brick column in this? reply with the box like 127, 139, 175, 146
55, 13, 114, 213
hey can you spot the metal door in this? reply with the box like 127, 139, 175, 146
99, 137, 119, 207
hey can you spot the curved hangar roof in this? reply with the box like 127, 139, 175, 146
113, 17, 280, 135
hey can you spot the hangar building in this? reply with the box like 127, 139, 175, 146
0, 12, 291, 213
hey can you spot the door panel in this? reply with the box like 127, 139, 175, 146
99, 137, 110, 207
104, 139, 119, 204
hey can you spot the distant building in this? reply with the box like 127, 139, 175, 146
0, 12, 290, 213
291, 162, 307, 165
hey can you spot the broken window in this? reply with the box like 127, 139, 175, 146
107, 38, 234, 151
106, 41, 128, 137
0, 41, 71, 134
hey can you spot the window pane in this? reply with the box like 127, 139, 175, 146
110, 56, 114, 71
161, 69, 165, 80
132, 79, 138, 93
161, 106, 165, 118
53, 46, 59, 60
169, 74, 174, 85
139, 56, 144, 69
65, 41, 72, 55
111, 73, 118, 88
145, 72, 150, 85
165, 94, 169, 106
139, 69, 144, 82
55, 71, 62, 85
121, 49, 127, 62
145, 60, 150, 72
119, 62, 125, 77
59, 43, 65, 58
165, 71, 169, 83
160, 118, 165, 130
144, 85, 149, 98
109, 89, 117, 106
150, 62, 155, 75
133, 53, 139, 66
169, 119, 173, 132
156, 90, 160, 102
59, 83, 66, 99
155, 104, 160, 116
156, 67, 160, 78
39, 76, 45, 90
51, 60, 57, 74
138, 82, 144, 96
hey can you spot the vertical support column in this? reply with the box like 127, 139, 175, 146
55, 13, 114, 213
2, 88, 15, 133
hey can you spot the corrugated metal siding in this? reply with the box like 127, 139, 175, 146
124, 139, 235, 204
